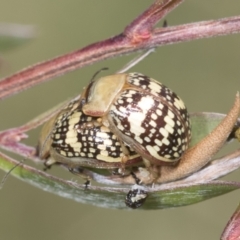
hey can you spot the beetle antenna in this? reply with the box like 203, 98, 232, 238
90, 67, 109, 83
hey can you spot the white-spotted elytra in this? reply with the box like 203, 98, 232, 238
38, 98, 142, 170
82, 72, 191, 166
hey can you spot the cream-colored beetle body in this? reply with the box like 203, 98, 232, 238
38, 99, 142, 169
83, 72, 191, 166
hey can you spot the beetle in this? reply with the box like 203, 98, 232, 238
38, 98, 143, 171
37, 72, 191, 208
82, 72, 191, 168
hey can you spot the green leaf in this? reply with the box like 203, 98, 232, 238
190, 112, 227, 147
0, 152, 239, 210
0, 23, 35, 51
144, 182, 240, 210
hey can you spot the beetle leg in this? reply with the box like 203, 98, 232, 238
112, 138, 131, 175
83, 179, 91, 189
69, 167, 91, 189
130, 171, 141, 185
43, 157, 57, 171
141, 158, 161, 183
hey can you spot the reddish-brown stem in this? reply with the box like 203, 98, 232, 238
124, 0, 183, 43
0, 0, 183, 100
0, 1, 239, 100
221, 203, 240, 240
151, 16, 240, 45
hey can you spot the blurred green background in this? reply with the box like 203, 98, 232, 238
0, 1, 240, 239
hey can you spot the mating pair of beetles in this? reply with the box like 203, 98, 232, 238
37, 71, 199, 208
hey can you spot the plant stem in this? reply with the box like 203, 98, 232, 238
0, 1, 239, 100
